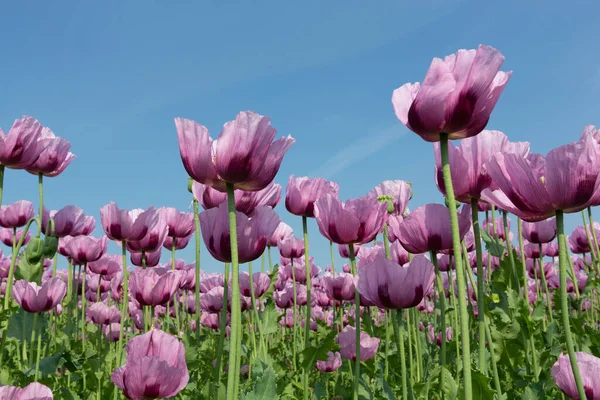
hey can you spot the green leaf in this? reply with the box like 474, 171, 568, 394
376, 372, 397, 400
362, 309, 376, 337
6, 309, 48, 341
57, 388, 83, 400
470, 370, 495, 400
261, 264, 280, 299
312, 378, 328, 400
481, 231, 505, 258
259, 303, 279, 335
24, 237, 45, 264
414, 365, 439, 399
25, 351, 63, 377
544, 321, 559, 346
358, 374, 373, 400
521, 386, 539, 400
15, 257, 44, 283
300, 329, 337, 371
43, 236, 58, 259
530, 302, 546, 322
441, 366, 458, 400
240, 360, 278, 400
0, 368, 14, 385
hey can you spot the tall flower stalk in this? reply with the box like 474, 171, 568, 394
214, 263, 230, 395
302, 216, 312, 400
225, 182, 241, 400
3, 218, 35, 309
429, 251, 452, 387
0, 165, 4, 206
116, 243, 128, 365
440, 133, 472, 398
193, 197, 201, 340
470, 199, 486, 371
348, 244, 361, 400
556, 210, 587, 399
502, 211, 521, 291
36, 174, 43, 236
588, 207, 600, 266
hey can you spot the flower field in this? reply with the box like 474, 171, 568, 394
0, 43, 599, 400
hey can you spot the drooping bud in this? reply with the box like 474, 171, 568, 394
444, 197, 458, 209
25, 237, 45, 263
187, 177, 194, 194
377, 195, 395, 214
43, 236, 58, 259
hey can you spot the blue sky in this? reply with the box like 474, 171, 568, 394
1, 0, 599, 272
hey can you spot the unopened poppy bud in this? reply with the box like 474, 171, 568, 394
444, 197, 458, 209
43, 236, 59, 258
376, 195, 395, 214
25, 237, 45, 263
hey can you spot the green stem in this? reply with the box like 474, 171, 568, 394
392, 309, 408, 400
538, 250, 554, 322
470, 199, 486, 373
36, 174, 43, 237
484, 323, 502, 396
518, 220, 539, 380
261, 253, 265, 274
170, 241, 176, 271
291, 258, 298, 371
214, 263, 230, 395
96, 275, 101, 304
448, 264, 460, 376
588, 207, 600, 271
81, 263, 87, 349
330, 241, 336, 274
556, 210, 587, 400
97, 373, 102, 400
517, 220, 530, 305
439, 133, 472, 399
302, 216, 312, 400
0, 329, 6, 366
349, 243, 360, 400
0, 165, 4, 206
248, 261, 265, 358
34, 320, 42, 382
406, 308, 414, 385
383, 226, 391, 380
51, 252, 58, 279
465, 254, 503, 394
21, 310, 27, 363
268, 246, 272, 272
430, 250, 446, 392
65, 259, 74, 337
225, 182, 241, 400
384, 310, 390, 379
4, 218, 36, 309
412, 308, 423, 382
116, 243, 129, 365
567, 257, 581, 300
30, 313, 37, 365
581, 211, 598, 264
529, 328, 539, 381
533, 267, 541, 301
74, 264, 81, 340
247, 311, 258, 361
170, 241, 182, 335
502, 211, 521, 292
193, 199, 202, 340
